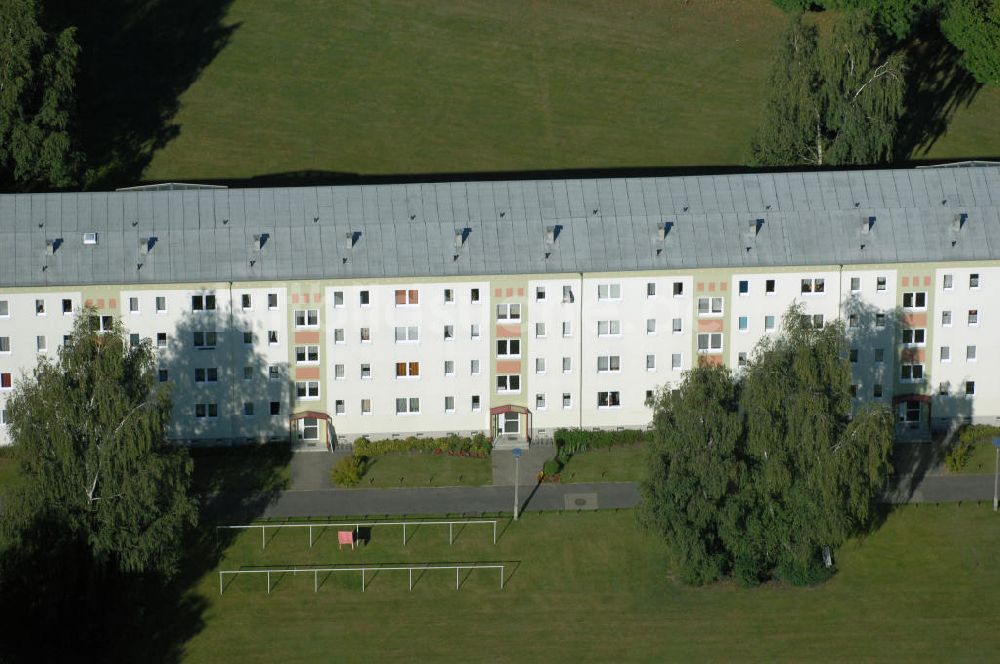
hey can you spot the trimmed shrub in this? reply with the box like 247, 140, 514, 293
542, 458, 561, 478
554, 428, 651, 456
331, 454, 366, 487
353, 432, 491, 458
946, 424, 1000, 472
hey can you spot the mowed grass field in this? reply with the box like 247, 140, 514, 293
144, 0, 1000, 183
187, 504, 1000, 662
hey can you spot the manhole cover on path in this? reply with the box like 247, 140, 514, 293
564, 493, 598, 510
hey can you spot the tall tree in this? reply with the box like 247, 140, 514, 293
941, 0, 1000, 86
0, 0, 82, 189
1, 308, 197, 576
750, 11, 906, 166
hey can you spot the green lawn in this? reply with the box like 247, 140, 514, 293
190, 444, 292, 494
357, 453, 492, 488
144, 0, 1000, 183
952, 442, 999, 475
184, 504, 1000, 662
558, 445, 647, 483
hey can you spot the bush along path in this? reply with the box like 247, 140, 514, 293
331, 434, 492, 489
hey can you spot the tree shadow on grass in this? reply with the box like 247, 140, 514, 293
46, 0, 239, 189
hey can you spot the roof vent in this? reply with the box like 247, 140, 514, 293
253, 233, 269, 251
657, 221, 673, 242
45, 238, 63, 255
862, 216, 875, 234
454, 228, 469, 248
139, 236, 157, 254
746, 219, 763, 252
544, 225, 561, 245
83, 232, 98, 245
952, 213, 967, 233
345, 230, 361, 249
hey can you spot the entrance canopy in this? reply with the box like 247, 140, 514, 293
288, 410, 336, 450
489, 405, 532, 441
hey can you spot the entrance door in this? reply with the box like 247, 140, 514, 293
503, 412, 520, 434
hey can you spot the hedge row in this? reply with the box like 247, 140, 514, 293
553, 428, 652, 456
946, 424, 1000, 472
352, 433, 492, 458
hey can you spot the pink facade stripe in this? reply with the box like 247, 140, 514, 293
697, 319, 724, 333
495, 325, 521, 338
496, 360, 522, 374
296, 366, 321, 380
294, 330, 321, 344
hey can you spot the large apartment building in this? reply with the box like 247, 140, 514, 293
1, 165, 998, 449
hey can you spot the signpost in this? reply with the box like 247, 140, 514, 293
512, 448, 522, 521
992, 438, 1000, 512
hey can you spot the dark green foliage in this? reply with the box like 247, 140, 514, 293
331, 454, 366, 487
0, 0, 82, 188
542, 458, 562, 478
941, 0, 1000, 85
750, 11, 906, 167
639, 305, 893, 586
352, 433, 492, 458
946, 424, 1000, 471
1, 307, 197, 577
554, 427, 652, 455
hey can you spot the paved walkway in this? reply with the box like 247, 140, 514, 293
490, 443, 552, 486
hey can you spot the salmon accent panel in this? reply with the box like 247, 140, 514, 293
923, 276, 931, 287
698, 319, 724, 333
294, 330, 321, 344
97, 298, 105, 309
900, 348, 926, 363
495, 324, 521, 338
296, 367, 321, 380
902, 276, 910, 287
699, 354, 724, 367
708, 282, 716, 292
496, 360, 522, 374
109, 298, 117, 310
696, 282, 704, 292
517, 288, 524, 296
903, 313, 928, 327
313, 293, 322, 303
506, 288, 513, 297
85, 299, 93, 307
719, 282, 727, 292
292, 294, 300, 304
494, 288, 502, 297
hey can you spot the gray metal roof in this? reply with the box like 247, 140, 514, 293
2, 166, 999, 288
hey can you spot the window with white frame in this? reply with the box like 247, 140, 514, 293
0, 372, 10, 389
597, 391, 621, 408
444, 325, 454, 340
295, 345, 319, 364
672, 318, 682, 333
848, 314, 859, 329
562, 285, 574, 302
597, 355, 621, 373
562, 393, 572, 409
394, 289, 419, 306
360, 290, 370, 306
296, 381, 320, 399
158, 369, 169, 383
940, 346, 951, 362
395, 362, 420, 378
301, 418, 319, 439
192, 331, 217, 349
800, 278, 825, 294
671, 353, 682, 370
395, 397, 420, 414
243, 330, 253, 345
738, 316, 748, 331
970, 273, 980, 288
535, 322, 546, 338
697, 297, 723, 316
155, 296, 166, 313
968, 309, 979, 325
333, 291, 344, 307
35, 299, 45, 315
535, 393, 546, 410
901, 329, 925, 345
0, 337, 10, 353
876, 276, 887, 291
874, 348, 884, 363
243, 366, 253, 381
191, 294, 216, 311
967, 345, 977, 361
471, 395, 481, 411
471, 359, 480, 375
36, 335, 46, 352
268, 293, 278, 309
597, 283, 621, 300
394, 326, 419, 342
535, 357, 546, 373
0, 408, 7, 425
194, 367, 219, 383
697, 333, 723, 352
470, 324, 480, 339
270, 401, 281, 415
443, 288, 454, 303
129, 333, 140, 349
294, 309, 319, 327
646, 319, 656, 334
361, 363, 371, 379
738, 280, 749, 295
943, 274, 953, 290
673, 282, 684, 296
445, 396, 455, 412
597, 320, 621, 336
361, 399, 372, 415
562, 321, 572, 337
496, 375, 521, 393
269, 366, 280, 380
536, 286, 546, 301
497, 339, 521, 357
0, 300, 8, 317
360, 327, 371, 343
849, 349, 859, 363
496, 303, 521, 321
850, 277, 861, 292
128, 297, 139, 313
335, 364, 346, 380
268, 330, 278, 345
965, 381, 976, 395
646, 282, 656, 297
875, 313, 886, 328
335, 400, 345, 415
241, 293, 252, 310
444, 360, 455, 376
646, 354, 656, 371
900, 364, 924, 381
942, 310, 952, 326
471, 288, 480, 303
333, 328, 345, 343
156, 332, 166, 348
194, 403, 219, 419
902, 292, 927, 309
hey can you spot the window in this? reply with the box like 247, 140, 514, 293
850, 277, 861, 292
535, 358, 546, 373
764, 315, 775, 331
91, 315, 114, 333
294, 310, 319, 327
765, 279, 776, 294
295, 345, 320, 364
902, 292, 927, 309
361, 399, 372, 415
36, 335, 46, 353
158, 369, 168, 383
597, 283, 621, 300
129, 333, 140, 349
394, 289, 419, 306
155, 296, 166, 313
194, 367, 219, 383
394, 326, 419, 342
562, 393, 572, 409
800, 314, 824, 329
965, 381, 976, 396
597, 356, 621, 373
942, 310, 952, 326
967, 345, 977, 361
335, 400, 345, 415
243, 330, 253, 345
697, 333, 723, 352
738, 352, 748, 367
497, 339, 521, 357
738, 316, 748, 331
536, 393, 546, 410
940, 346, 951, 362
496, 375, 521, 392
873, 384, 883, 398
800, 278, 825, 294
360, 290, 370, 306
470, 324, 480, 339
672, 318, 682, 333
471, 359, 480, 375
445, 396, 455, 412
672, 353, 681, 370
242, 402, 254, 418
697, 297, 723, 316
970, 273, 980, 288
874, 348, 884, 363
848, 314, 859, 329
128, 297, 139, 313
0, 337, 9, 353
444, 325, 454, 340
536, 286, 546, 301
562, 357, 572, 373
647, 282, 656, 297
471, 395, 481, 411
875, 313, 886, 328
597, 391, 621, 408
270, 401, 281, 416
562, 285, 574, 302
191, 294, 216, 311
496, 303, 521, 320
646, 354, 656, 371
849, 349, 858, 363
968, 309, 979, 325
35, 299, 45, 315
194, 403, 218, 419
0, 300, 7, 317
241, 293, 252, 310
295, 381, 320, 399
471, 288, 480, 303
156, 332, 166, 348
395, 362, 420, 378
738, 280, 749, 295
876, 276, 887, 291
269, 366, 280, 380
361, 363, 371, 379
562, 321, 572, 337
443, 288, 454, 303
333, 291, 344, 307
849, 384, 859, 398
901, 329, 926, 345
673, 282, 684, 296
301, 418, 319, 440
647, 319, 656, 334
360, 327, 371, 343
268, 293, 278, 310
597, 320, 621, 336
267, 330, 278, 345
943, 274, 953, 290
395, 398, 420, 414
444, 360, 455, 376
334, 329, 345, 343
535, 322, 546, 338
192, 331, 217, 349
0, 372, 10, 389
243, 366, 253, 381
900, 364, 924, 381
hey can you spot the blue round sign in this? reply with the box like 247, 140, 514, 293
512, 448, 522, 458
992, 437, 1000, 448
